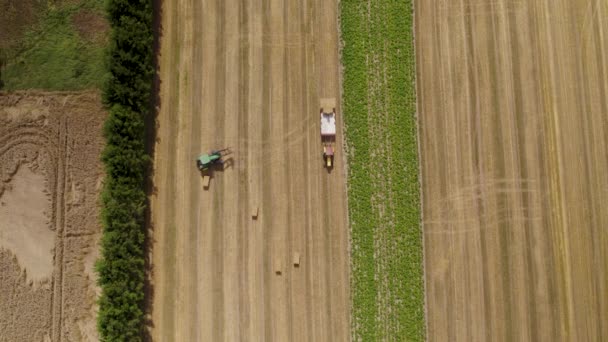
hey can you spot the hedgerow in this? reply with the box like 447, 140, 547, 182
96, 0, 154, 340
341, 0, 425, 340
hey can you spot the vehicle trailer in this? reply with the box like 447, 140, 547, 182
320, 98, 336, 168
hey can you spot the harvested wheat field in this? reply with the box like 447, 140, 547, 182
416, 0, 608, 341
149, 0, 350, 341
0, 92, 105, 342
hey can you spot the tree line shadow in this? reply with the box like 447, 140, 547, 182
142, 0, 163, 340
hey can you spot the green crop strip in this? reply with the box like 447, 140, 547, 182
340, 1, 425, 340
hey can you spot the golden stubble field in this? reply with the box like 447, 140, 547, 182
149, 0, 350, 341
0, 92, 105, 341
416, 0, 608, 341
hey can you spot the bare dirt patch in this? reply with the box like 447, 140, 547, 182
0, 0, 42, 51
71, 9, 109, 43
0, 165, 54, 284
0, 91, 105, 342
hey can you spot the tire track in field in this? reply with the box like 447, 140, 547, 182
316, 1, 349, 340
290, 1, 314, 340
188, 0, 203, 339
174, 0, 192, 338
237, 0, 250, 339
177, 1, 197, 339
309, 1, 326, 339
244, 0, 266, 339
210, 1, 227, 341
260, 1, 273, 340
526, 3, 562, 339
507, 3, 544, 339
151, 0, 179, 338
219, 0, 242, 340
283, 0, 295, 339
51, 117, 67, 342
282, 1, 293, 338
267, 2, 289, 340
196, 0, 219, 340
301, 2, 315, 338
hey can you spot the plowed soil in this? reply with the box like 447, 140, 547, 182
149, 0, 350, 341
0, 92, 105, 342
416, 0, 608, 341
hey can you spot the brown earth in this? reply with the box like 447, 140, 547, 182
0, 91, 105, 342
0, 0, 42, 51
149, 0, 350, 341
71, 9, 109, 44
416, 0, 608, 341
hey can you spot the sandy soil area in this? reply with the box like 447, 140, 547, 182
149, 0, 350, 341
416, 0, 608, 341
0, 92, 105, 342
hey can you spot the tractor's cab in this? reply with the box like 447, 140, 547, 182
197, 153, 219, 171
196, 148, 231, 171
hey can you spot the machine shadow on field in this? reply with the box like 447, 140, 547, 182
142, 0, 163, 340
216, 156, 234, 171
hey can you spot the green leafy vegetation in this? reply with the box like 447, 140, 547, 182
0, 0, 107, 90
340, 1, 425, 340
95, 0, 154, 340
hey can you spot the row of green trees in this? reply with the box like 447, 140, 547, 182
96, 0, 154, 340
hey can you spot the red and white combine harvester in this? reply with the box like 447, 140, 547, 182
320, 98, 336, 168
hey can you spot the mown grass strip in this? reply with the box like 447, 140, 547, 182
340, 0, 425, 340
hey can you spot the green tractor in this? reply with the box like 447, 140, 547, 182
196, 148, 232, 171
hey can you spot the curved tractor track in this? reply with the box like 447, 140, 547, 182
149, 1, 350, 341
0, 92, 105, 342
